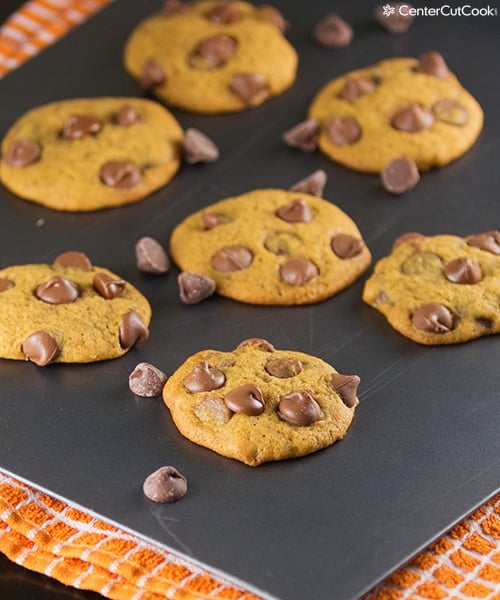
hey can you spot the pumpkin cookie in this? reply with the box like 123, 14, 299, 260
0, 251, 151, 365
0, 98, 183, 211
362, 231, 500, 344
307, 52, 483, 172
169, 188, 371, 305
123, 0, 297, 113
163, 339, 360, 465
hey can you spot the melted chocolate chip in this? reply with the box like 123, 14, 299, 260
290, 170, 327, 198
93, 273, 126, 299
444, 257, 483, 284
276, 198, 313, 223
467, 231, 500, 255
114, 105, 144, 126
331, 234, 365, 258
392, 232, 424, 251
183, 362, 225, 393
280, 258, 318, 286
265, 357, 302, 378
143, 466, 187, 503
0, 278, 14, 292
202, 212, 230, 229
412, 303, 454, 333
183, 128, 219, 164
264, 232, 301, 255
35, 276, 79, 304
191, 34, 237, 69
129, 362, 167, 397
178, 272, 216, 304
53, 251, 92, 271
278, 391, 323, 426
402, 252, 443, 276
208, 2, 241, 24
62, 115, 101, 140
100, 161, 142, 188
476, 317, 495, 330
340, 78, 376, 101
224, 384, 265, 416
22, 331, 59, 366
374, 2, 415, 34
313, 14, 353, 48
140, 59, 166, 89
236, 338, 275, 352
381, 157, 420, 194
282, 119, 319, 152
3, 140, 41, 167
211, 246, 253, 272
326, 117, 361, 145
119, 310, 149, 349
391, 104, 435, 132
194, 397, 232, 424
330, 373, 360, 408
416, 51, 450, 79
161, 0, 190, 17
433, 99, 468, 126
230, 73, 269, 106
259, 5, 289, 32
135, 237, 169, 274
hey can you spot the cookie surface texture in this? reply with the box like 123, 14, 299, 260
123, 1, 298, 113
170, 188, 371, 305
362, 232, 500, 344
0, 255, 151, 363
308, 56, 483, 172
0, 98, 183, 211
163, 340, 360, 466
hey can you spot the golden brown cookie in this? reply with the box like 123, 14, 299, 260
307, 53, 483, 172
123, 1, 297, 114
163, 338, 360, 466
0, 251, 151, 365
169, 188, 371, 305
362, 231, 500, 344
0, 98, 183, 211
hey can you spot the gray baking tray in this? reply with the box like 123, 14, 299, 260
0, 1, 499, 599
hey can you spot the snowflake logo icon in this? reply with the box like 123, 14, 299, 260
382, 3, 396, 17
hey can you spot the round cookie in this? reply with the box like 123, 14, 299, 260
0, 251, 151, 364
308, 53, 483, 172
362, 231, 500, 344
169, 188, 372, 305
163, 339, 360, 466
123, 0, 297, 114
0, 98, 183, 211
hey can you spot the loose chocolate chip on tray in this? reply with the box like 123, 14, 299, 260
53, 251, 92, 271
331, 234, 365, 258
236, 338, 275, 352
208, 2, 241, 24
280, 258, 318, 286
276, 198, 313, 223
282, 119, 319, 152
289, 170, 327, 197
191, 34, 237, 68
62, 115, 101, 140
412, 302, 454, 333
3, 140, 41, 167
433, 99, 469, 125
202, 212, 230, 229
143, 466, 187, 503
391, 104, 435, 132
229, 73, 269, 106
100, 161, 142, 188
183, 128, 220, 164
467, 231, 500, 255
211, 246, 253, 272
326, 117, 361, 145
278, 391, 323, 426
374, 3, 415, 34
183, 361, 225, 393
35, 276, 79, 304
93, 273, 126, 299
330, 373, 360, 408
140, 59, 166, 89
444, 257, 483, 284
265, 357, 303, 378
129, 362, 168, 397
313, 14, 353, 48
119, 310, 149, 349
381, 157, 420, 194
259, 5, 289, 33
135, 236, 169, 274
178, 272, 216, 304
161, 0, 190, 17
224, 384, 265, 416
0, 278, 14, 292
114, 105, 144, 126
339, 78, 376, 101
415, 51, 450, 79
22, 331, 59, 366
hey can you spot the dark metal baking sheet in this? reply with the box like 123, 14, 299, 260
0, 1, 499, 599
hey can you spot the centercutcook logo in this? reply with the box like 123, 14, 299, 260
383, 3, 498, 16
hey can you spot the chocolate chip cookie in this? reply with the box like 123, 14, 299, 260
163, 339, 360, 465
0, 251, 151, 365
169, 188, 371, 305
362, 231, 500, 344
0, 98, 183, 211
307, 53, 483, 172
123, 0, 297, 113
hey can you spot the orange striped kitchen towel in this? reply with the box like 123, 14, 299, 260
0, 0, 111, 78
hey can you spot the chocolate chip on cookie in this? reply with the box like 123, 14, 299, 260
339, 78, 376, 101
114, 105, 144, 126
93, 273, 126, 299
119, 310, 149, 349
162, 0, 190, 17
326, 117, 361, 145
278, 391, 323, 426
391, 104, 435, 132
62, 115, 101, 139
22, 331, 59, 366
3, 140, 41, 167
467, 231, 500, 255
140, 59, 166, 89
230, 72, 269, 106
53, 251, 93, 271
208, 2, 242, 24
0, 279, 14, 292
35, 276, 79, 304
183, 361, 225, 393
416, 51, 450, 79
100, 161, 142, 189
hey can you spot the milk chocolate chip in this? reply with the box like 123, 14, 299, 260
340, 78, 376, 101
290, 170, 327, 198
259, 5, 289, 32
433, 99, 468, 125
162, 0, 190, 17
35, 276, 79, 304
53, 251, 92, 271
331, 234, 365, 258
129, 362, 167, 397
265, 357, 302, 378
143, 466, 187, 503
236, 338, 275, 352
93, 273, 126, 299
0, 278, 14, 292
280, 258, 318, 285
412, 303, 454, 333
326, 117, 361, 145
191, 34, 237, 68
224, 384, 265, 416
135, 237, 169, 274
100, 161, 142, 188
22, 331, 59, 366
467, 231, 500, 255
391, 104, 435, 132
392, 232, 424, 250
416, 51, 450, 79
330, 373, 360, 408
140, 59, 166, 89
208, 2, 241, 23
62, 115, 101, 140
374, 2, 415, 34
183, 362, 225, 393
282, 119, 319, 152
3, 140, 41, 167
381, 157, 420, 194
178, 272, 216, 304
444, 257, 483, 284
278, 391, 323, 426
313, 14, 353, 48
119, 310, 149, 349
202, 212, 230, 229
211, 246, 253, 272
114, 105, 144, 126
183, 128, 219, 164
229, 73, 269, 106
276, 198, 313, 223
